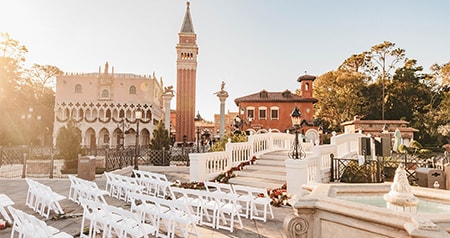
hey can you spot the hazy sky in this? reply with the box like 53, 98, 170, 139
1, 0, 449, 121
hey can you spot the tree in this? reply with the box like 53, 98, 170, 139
338, 52, 370, 73
149, 120, 171, 150
26, 64, 62, 93
313, 70, 368, 131
56, 119, 81, 161
366, 41, 406, 120
429, 62, 450, 144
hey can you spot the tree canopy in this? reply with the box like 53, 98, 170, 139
314, 41, 449, 147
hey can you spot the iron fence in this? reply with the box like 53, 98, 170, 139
330, 153, 434, 184
104, 146, 197, 171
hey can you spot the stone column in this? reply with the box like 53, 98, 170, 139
162, 92, 174, 133
215, 81, 228, 140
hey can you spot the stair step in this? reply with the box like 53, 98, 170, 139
258, 153, 288, 161
254, 159, 286, 166
227, 150, 289, 190
235, 170, 286, 181
228, 176, 285, 190
246, 165, 285, 172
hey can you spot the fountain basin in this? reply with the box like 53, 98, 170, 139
284, 183, 450, 238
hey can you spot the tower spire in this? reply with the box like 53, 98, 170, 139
180, 1, 195, 33
175, 1, 199, 142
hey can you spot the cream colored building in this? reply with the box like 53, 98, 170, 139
53, 62, 165, 150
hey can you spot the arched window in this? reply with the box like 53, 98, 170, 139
75, 84, 82, 93
129, 85, 137, 94
102, 89, 109, 98
106, 109, 111, 119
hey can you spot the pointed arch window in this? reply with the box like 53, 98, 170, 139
129, 86, 137, 94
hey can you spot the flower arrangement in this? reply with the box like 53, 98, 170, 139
172, 180, 206, 190
267, 183, 291, 207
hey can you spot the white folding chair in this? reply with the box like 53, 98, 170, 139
204, 181, 234, 197
106, 205, 157, 238
215, 193, 243, 232
170, 200, 201, 238
36, 183, 66, 218
30, 213, 73, 238
79, 198, 117, 238
248, 187, 274, 222
128, 192, 159, 226
68, 175, 82, 203
154, 197, 175, 238
25, 178, 39, 210
231, 184, 254, 219
0, 194, 15, 224
199, 190, 219, 229
8, 206, 26, 238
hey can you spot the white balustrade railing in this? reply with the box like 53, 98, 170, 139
190, 132, 294, 182
189, 132, 326, 182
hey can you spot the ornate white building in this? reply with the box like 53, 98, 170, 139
53, 62, 165, 150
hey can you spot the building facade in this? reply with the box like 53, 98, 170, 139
53, 62, 165, 150
176, 2, 199, 143
341, 116, 418, 146
234, 74, 320, 142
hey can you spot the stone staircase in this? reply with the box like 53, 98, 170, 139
228, 150, 289, 189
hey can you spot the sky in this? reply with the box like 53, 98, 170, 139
1, 0, 449, 121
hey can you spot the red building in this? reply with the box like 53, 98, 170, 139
175, 2, 198, 142
234, 75, 320, 141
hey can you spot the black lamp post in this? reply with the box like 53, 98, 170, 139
289, 106, 305, 160
133, 111, 142, 175
196, 127, 201, 153
21, 107, 41, 178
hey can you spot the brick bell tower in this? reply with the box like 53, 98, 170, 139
176, 1, 198, 142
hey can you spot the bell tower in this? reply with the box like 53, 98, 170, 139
176, 1, 198, 142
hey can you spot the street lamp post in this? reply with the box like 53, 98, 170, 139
21, 107, 41, 178
133, 111, 142, 175
289, 106, 306, 160
196, 127, 201, 153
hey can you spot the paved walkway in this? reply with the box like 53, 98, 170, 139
0, 166, 292, 237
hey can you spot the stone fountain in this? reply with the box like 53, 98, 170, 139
383, 163, 419, 213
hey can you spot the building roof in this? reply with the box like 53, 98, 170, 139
297, 74, 316, 82
234, 89, 318, 106
341, 118, 412, 126
180, 2, 195, 33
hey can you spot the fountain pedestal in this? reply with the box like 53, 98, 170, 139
383, 163, 419, 213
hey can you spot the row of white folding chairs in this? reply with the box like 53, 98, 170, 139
204, 181, 274, 222
104, 172, 144, 202
25, 178, 65, 219
170, 187, 244, 233
132, 170, 173, 198
128, 192, 200, 238
79, 197, 156, 238
67, 175, 108, 204
8, 206, 72, 238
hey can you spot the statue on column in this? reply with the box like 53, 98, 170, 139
214, 81, 228, 97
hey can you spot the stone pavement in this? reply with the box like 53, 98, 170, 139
0, 166, 292, 237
